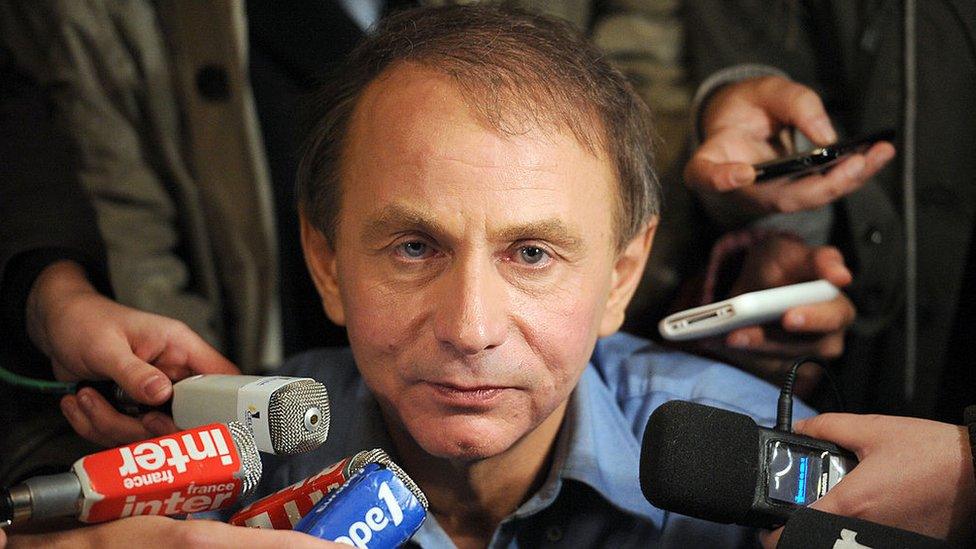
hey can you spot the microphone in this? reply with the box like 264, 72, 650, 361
777, 508, 949, 548
294, 455, 428, 548
639, 400, 856, 529
1, 422, 261, 524
91, 375, 331, 455
230, 449, 390, 529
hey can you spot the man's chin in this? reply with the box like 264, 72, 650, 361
406, 417, 523, 463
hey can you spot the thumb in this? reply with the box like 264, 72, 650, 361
89, 334, 174, 405
684, 155, 756, 193
752, 78, 836, 145
792, 412, 870, 455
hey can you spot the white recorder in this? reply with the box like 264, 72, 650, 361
658, 279, 840, 342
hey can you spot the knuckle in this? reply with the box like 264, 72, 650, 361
828, 488, 870, 518
773, 195, 799, 213
165, 319, 195, 341
754, 75, 787, 94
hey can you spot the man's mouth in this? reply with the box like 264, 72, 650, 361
423, 381, 511, 406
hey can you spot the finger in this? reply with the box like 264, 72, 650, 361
782, 296, 856, 333
726, 325, 844, 358
810, 247, 852, 287
792, 412, 876, 453
139, 319, 239, 381
726, 326, 766, 349
182, 519, 345, 547
70, 388, 156, 447
861, 141, 896, 177
87, 334, 174, 406
141, 412, 178, 437
160, 321, 238, 375
60, 395, 96, 443
753, 77, 836, 145
684, 155, 756, 193
762, 141, 895, 214
760, 154, 869, 213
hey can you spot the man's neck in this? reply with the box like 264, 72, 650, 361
386, 402, 568, 549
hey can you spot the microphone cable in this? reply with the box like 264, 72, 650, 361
775, 356, 844, 433
0, 364, 75, 394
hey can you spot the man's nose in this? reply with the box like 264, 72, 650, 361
432, 257, 509, 355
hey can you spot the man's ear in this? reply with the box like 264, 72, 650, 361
299, 214, 346, 326
598, 217, 658, 337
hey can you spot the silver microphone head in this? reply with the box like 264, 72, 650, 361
227, 421, 263, 496
353, 448, 428, 510
267, 379, 331, 455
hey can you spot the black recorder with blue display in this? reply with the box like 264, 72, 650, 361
639, 400, 858, 529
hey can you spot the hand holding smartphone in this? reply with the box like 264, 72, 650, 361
658, 280, 840, 342
753, 129, 895, 182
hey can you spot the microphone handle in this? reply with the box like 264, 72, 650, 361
75, 380, 172, 416
777, 508, 949, 549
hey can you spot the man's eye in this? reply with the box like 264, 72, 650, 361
397, 241, 430, 259
517, 246, 550, 266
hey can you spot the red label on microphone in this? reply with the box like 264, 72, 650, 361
76, 423, 243, 522
230, 455, 355, 529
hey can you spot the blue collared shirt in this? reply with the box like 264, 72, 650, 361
254, 332, 814, 548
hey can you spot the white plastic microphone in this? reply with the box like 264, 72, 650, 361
172, 375, 331, 456
93, 375, 331, 456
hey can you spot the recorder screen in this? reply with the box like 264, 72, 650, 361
766, 441, 831, 506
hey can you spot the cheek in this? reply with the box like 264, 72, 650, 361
517, 268, 611, 393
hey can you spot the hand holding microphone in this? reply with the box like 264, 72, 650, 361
761, 414, 976, 547
25, 261, 240, 448
89, 374, 331, 455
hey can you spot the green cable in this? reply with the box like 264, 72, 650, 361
0, 365, 76, 394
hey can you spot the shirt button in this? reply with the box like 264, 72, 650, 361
864, 226, 883, 245
545, 525, 563, 542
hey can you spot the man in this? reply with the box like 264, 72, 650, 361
257, 6, 806, 547
6, 7, 794, 546
4, 5, 971, 548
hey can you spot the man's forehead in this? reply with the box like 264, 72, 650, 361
346, 63, 602, 170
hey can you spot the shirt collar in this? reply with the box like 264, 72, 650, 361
403, 362, 665, 547
544, 365, 664, 527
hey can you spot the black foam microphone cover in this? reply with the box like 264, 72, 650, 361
640, 400, 760, 524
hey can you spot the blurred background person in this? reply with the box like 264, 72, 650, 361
678, 0, 976, 422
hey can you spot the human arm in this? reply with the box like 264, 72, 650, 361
761, 413, 976, 547
2, 516, 345, 549
24, 260, 238, 447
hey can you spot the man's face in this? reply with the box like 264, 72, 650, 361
304, 64, 651, 461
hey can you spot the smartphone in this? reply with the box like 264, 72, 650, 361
753, 129, 895, 182
658, 279, 839, 341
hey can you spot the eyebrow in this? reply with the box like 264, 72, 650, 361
361, 204, 450, 244
361, 204, 585, 253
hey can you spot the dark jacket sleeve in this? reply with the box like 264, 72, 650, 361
683, 0, 863, 123
0, 52, 111, 371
